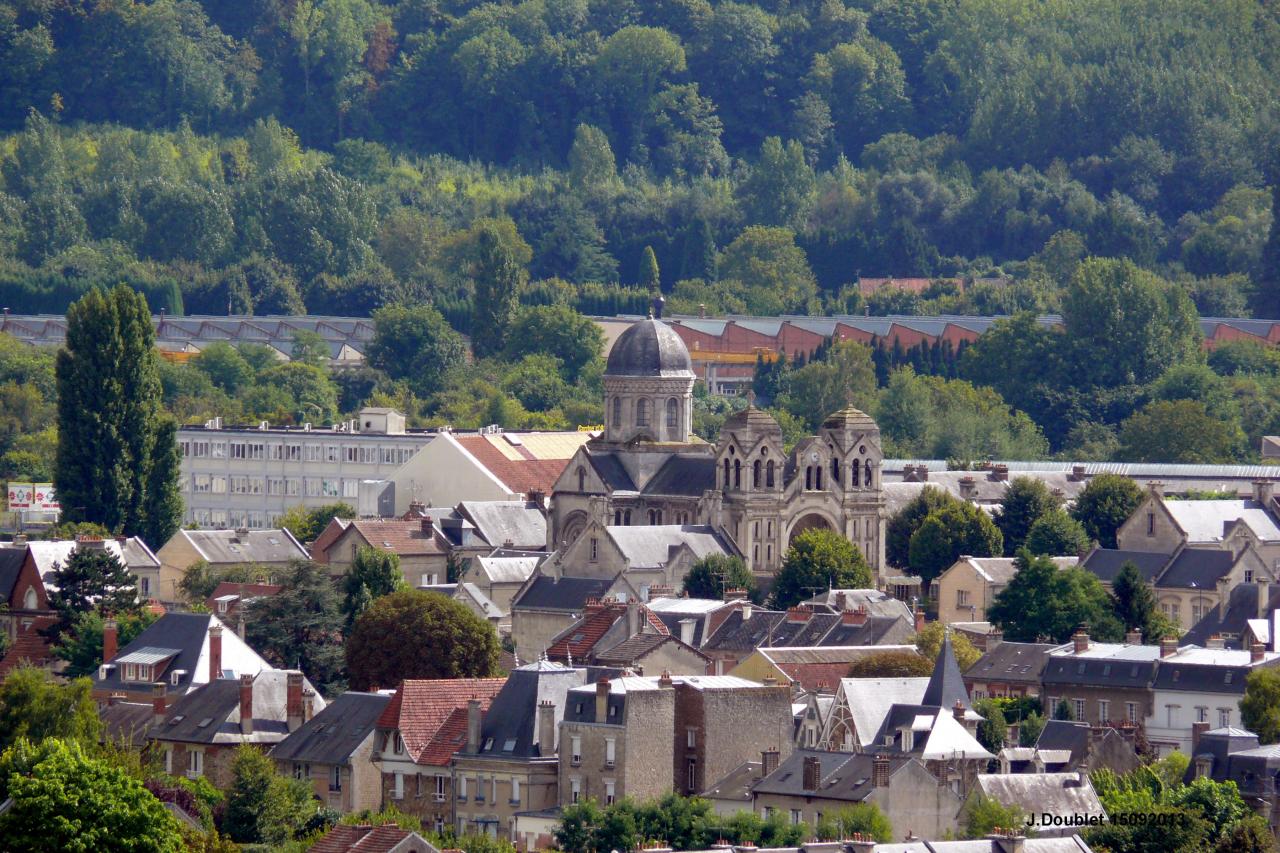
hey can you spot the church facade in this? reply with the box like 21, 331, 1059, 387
548, 307, 887, 579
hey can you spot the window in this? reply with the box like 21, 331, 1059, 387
1220, 708, 1231, 728
605, 780, 615, 806
1074, 699, 1086, 721
1147, 512, 1155, 535
342, 479, 359, 498
766, 460, 775, 488
1246, 569, 1255, 583
605, 738, 616, 767
636, 399, 649, 427
193, 474, 212, 493
164, 748, 173, 775
305, 444, 322, 462
510, 777, 520, 805
570, 778, 581, 804
1099, 700, 1109, 722
140, 577, 150, 598
434, 776, 446, 802
285, 478, 300, 496
753, 460, 761, 488
393, 733, 403, 754
211, 476, 227, 494
330, 765, 342, 792
346, 446, 359, 462
589, 538, 598, 562
666, 398, 678, 430
571, 736, 582, 765
1166, 704, 1178, 727
268, 478, 285, 496
359, 446, 379, 463
322, 478, 339, 497
457, 776, 467, 801
1196, 706, 1208, 723
394, 772, 404, 800
957, 590, 970, 607
211, 441, 227, 458
612, 397, 622, 426
687, 758, 697, 790
1126, 703, 1138, 723
293, 762, 310, 780
733, 459, 741, 488
1170, 603, 1180, 622
188, 749, 203, 778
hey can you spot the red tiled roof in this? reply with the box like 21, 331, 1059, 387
309, 823, 428, 853
0, 614, 56, 677
858, 277, 961, 296
344, 519, 447, 557
376, 678, 507, 765
452, 436, 573, 497
546, 603, 671, 662
311, 518, 351, 563
771, 661, 858, 692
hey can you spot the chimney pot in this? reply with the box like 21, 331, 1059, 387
953, 700, 966, 722
467, 697, 483, 753
595, 678, 610, 721
872, 754, 891, 787
914, 607, 926, 634
1160, 636, 1178, 658
658, 670, 674, 688
843, 605, 868, 626
1073, 626, 1090, 654
240, 674, 254, 735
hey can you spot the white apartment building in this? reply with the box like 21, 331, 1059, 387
1147, 644, 1280, 756
178, 408, 437, 530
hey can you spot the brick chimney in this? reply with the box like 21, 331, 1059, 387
761, 748, 780, 776
152, 682, 167, 726
959, 475, 976, 499
467, 697, 482, 753
802, 755, 822, 791
991, 464, 1009, 482
786, 606, 811, 624
658, 670, 674, 689
953, 700, 966, 722
843, 605, 868, 627
988, 827, 1027, 853
1072, 626, 1090, 655
1253, 479, 1275, 505
103, 618, 118, 664
1207, 635, 1226, 650
1252, 641, 1266, 663
538, 699, 556, 754
208, 623, 223, 682
723, 588, 748, 602
914, 606, 925, 634
872, 754, 891, 787
596, 678, 610, 721
986, 627, 1003, 650
286, 671, 304, 732
239, 674, 255, 735
1160, 636, 1178, 658
1125, 629, 1142, 646
421, 515, 434, 535
1192, 721, 1210, 752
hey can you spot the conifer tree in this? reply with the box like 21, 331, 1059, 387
638, 245, 661, 290
471, 222, 525, 358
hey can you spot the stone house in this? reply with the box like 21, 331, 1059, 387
749, 749, 963, 840
322, 516, 451, 587
508, 573, 620, 663
271, 691, 391, 813
964, 637, 1055, 700
1117, 481, 1280, 562
937, 556, 1078, 625
151, 669, 324, 789
998, 720, 1141, 777
372, 677, 506, 834
1040, 629, 1166, 728
460, 553, 542, 629
1185, 726, 1280, 834
1147, 643, 1280, 755
542, 597, 711, 675
154, 527, 308, 604
819, 677, 931, 752
14, 535, 162, 603
204, 581, 283, 632
452, 661, 587, 839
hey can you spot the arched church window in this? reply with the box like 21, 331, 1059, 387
614, 510, 622, 525
864, 459, 873, 487
766, 461, 775, 488
852, 460, 861, 488
816, 466, 824, 490
753, 460, 761, 488
624, 509, 632, 525
666, 398, 678, 430
612, 396, 621, 426
831, 458, 840, 485
733, 459, 741, 489
805, 467, 813, 490
636, 398, 650, 427
24, 586, 37, 610
723, 458, 731, 489
577, 466, 585, 492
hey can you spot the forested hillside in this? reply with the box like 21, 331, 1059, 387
1, 0, 1278, 320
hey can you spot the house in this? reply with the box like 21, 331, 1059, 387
1040, 629, 1166, 728
309, 517, 351, 563
542, 596, 711, 675
452, 661, 588, 839
820, 677, 932, 752
998, 720, 1140, 777
749, 749, 963, 840
793, 690, 837, 749
0, 545, 56, 676
1185, 579, 1278, 648
456, 501, 548, 552
1116, 482, 1280, 562
1184, 726, 1280, 834
460, 553, 542, 624
204, 581, 283, 630
937, 557, 1078, 625
383, 430, 590, 516
307, 822, 440, 853
731, 645, 917, 692
93, 613, 273, 704
559, 672, 794, 808
964, 636, 1055, 700
271, 691, 392, 813
1147, 643, 1280, 755
453, 582, 506, 631
154, 527, 307, 604
321, 516, 450, 587
591, 633, 711, 675
965, 772, 1105, 837
509, 571, 620, 662
11, 535, 162, 602
373, 677, 507, 833
151, 669, 325, 789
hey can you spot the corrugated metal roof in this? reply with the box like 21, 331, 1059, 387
115, 646, 182, 665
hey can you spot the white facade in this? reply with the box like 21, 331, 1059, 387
178, 408, 435, 528
1147, 647, 1280, 755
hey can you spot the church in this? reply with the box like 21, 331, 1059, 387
548, 302, 887, 580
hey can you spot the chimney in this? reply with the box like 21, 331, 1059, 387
537, 700, 556, 754
286, 671, 304, 732
724, 588, 748, 602
239, 674, 255, 735
658, 670, 674, 689
835, 591, 847, 611
846, 834, 876, 853
1125, 629, 1142, 646
1070, 465, 1087, 482
914, 606, 925, 634
679, 618, 696, 645
842, 606, 868, 627
991, 464, 1009, 482
303, 688, 316, 723
1254, 479, 1275, 505
761, 748, 780, 777
802, 755, 822, 791
786, 606, 810, 624
1259, 577, 1271, 621
1252, 642, 1266, 663
872, 754, 890, 787
1192, 721, 1210, 753
627, 597, 640, 637
1147, 481, 1164, 497
953, 700, 966, 722
1160, 636, 1178, 658
527, 490, 545, 507
989, 827, 1027, 853
959, 475, 976, 498
595, 678, 610, 722
987, 627, 1004, 650
107, 692, 125, 707
467, 697, 482, 753
152, 682, 167, 726
741, 602, 753, 621
233, 526, 249, 540
1073, 626, 1090, 654
1207, 635, 1226, 650
103, 618, 118, 664
421, 515, 433, 535
208, 624, 223, 682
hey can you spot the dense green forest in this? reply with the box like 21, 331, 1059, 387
0, 0, 1278, 320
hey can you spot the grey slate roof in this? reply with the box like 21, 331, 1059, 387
607, 525, 734, 568
965, 642, 1054, 686
512, 575, 613, 612
972, 773, 1105, 826
751, 749, 910, 803
154, 675, 284, 744
471, 661, 587, 759
1079, 549, 1167, 585
1184, 582, 1279, 647
1033, 721, 1093, 765
178, 528, 307, 565
0, 548, 27, 602
1163, 499, 1280, 542
1151, 661, 1252, 694
642, 455, 717, 496
270, 691, 390, 765
1041, 649, 1160, 689
457, 501, 547, 550
605, 319, 694, 377
922, 632, 971, 709
1156, 548, 1235, 589
586, 452, 637, 492
95, 613, 215, 695
700, 760, 760, 804
594, 633, 705, 666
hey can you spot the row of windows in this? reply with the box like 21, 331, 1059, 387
1046, 697, 1141, 724
181, 440, 416, 465
186, 476, 359, 498
1162, 704, 1233, 728
569, 775, 618, 805
610, 396, 680, 430
190, 510, 283, 529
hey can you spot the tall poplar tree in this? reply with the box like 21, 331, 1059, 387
55, 285, 180, 541
471, 221, 524, 358
638, 245, 661, 290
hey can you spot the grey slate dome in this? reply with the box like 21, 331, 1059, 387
605, 318, 694, 377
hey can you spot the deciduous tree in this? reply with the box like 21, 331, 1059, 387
994, 477, 1062, 556
1071, 474, 1145, 549
772, 528, 871, 610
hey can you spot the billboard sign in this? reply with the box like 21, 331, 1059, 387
34, 483, 58, 512
6, 482, 33, 509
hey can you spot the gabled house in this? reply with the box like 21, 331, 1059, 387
322, 516, 450, 587
1117, 482, 1280, 560
938, 557, 1079, 625
155, 528, 307, 604
1040, 629, 1167, 729
271, 691, 392, 813
1147, 643, 1280, 755
820, 677, 932, 752
92, 613, 273, 704
15, 535, 162, 602
964, 636, 1055, 700
793, 690, 836, 749
0, 545, 56, 677
460, 553, 542, 623
509, 570, 621, 662
1185, 726, 1280, 834
151, 669, 325, 789
204, 581, 283, 630
373, 677, 507, 833
542, 596, 710, 675
456, 501, 548, 552
965, 772, 1105, 837
999, 719, 1140, 777
452, 661, 587, 839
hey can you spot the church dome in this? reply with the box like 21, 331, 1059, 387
605, 318, 694, 378
822, 405, 879, 432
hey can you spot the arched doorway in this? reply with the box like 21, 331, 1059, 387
788, 513, 833, 544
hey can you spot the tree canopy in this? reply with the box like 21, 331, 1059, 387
771, 529, 872, 610
987, 553, 1123, 643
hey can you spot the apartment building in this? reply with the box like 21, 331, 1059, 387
177, 408, 435, 530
